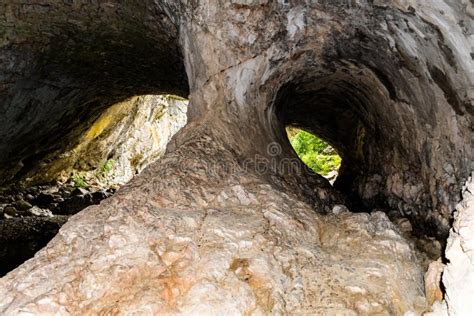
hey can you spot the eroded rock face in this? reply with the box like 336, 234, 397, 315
0, 1, 188, 184
0, 0, 473, 314
24, 95, 188, 186
0, 131, 427, 314
431, 174, 474, 315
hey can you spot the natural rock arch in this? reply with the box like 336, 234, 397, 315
0, 0, 472, 314
0, 1, 188, 183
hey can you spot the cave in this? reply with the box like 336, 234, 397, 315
0, 1, 473, 315
274, 65, 457, 240
0, 94, 188, 277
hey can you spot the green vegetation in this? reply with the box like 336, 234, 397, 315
287, 128, 342, 176
72, 173, 88, 188
97, 159, 115, 180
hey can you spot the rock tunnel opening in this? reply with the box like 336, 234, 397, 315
0, 94, 188, 277
275, 68, 396, 207
286, 127, 342, 184
0, 1, 472, 313
272, 64, 454, 257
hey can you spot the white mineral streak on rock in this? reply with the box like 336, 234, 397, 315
440, 174, 474, 315
287, 7, 305, 39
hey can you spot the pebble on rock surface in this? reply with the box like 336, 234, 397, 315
14, 200, 32, 211
26, 206, 53, 217
3, 206, 17, 217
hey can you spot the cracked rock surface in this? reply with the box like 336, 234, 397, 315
0, 0, 473, 314
0, 130, 427, 314
428, 174, 474, 315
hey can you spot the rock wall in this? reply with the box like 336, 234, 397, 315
428, 174, 474, 315
442, 173, 474, 314
0, 0, 473, 314
0, 1, 188, 184
0, 129, 428, 314
24, 95, 188, 187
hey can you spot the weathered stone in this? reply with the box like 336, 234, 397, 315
3, 206, 17, 217
0, 148, 427, 313
0, 216, 69, 277
395, 217, 413, 234
436, 174, 474, 315
26, 206, 53, 218
33, 193, 56, 209
55, 194, 94, 216
331, 204, 349, 215
0, 0, 472, 314
425, 260, 445, 306
13, 199, 32, 211
71, 187, 89, 196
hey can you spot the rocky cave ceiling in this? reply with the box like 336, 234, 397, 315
0, 0, 473, 314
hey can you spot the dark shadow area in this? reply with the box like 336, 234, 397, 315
0, 215, 69, 277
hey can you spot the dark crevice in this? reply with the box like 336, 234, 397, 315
428, 64, 464, 116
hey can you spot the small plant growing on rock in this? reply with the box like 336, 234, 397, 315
97, 159, 116, 182
72, 174, 88, 188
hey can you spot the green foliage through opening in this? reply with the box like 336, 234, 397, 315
287, 128, 341, 177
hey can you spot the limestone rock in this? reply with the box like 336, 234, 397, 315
0, 146, 427, 313
13, 199, 32, 211
424, 260, 445, 306
23, 95, 187, 187
26, 206, 53, 217
3, 206, 17, 217
0, 0, 472, 314
437, 174, 474, 315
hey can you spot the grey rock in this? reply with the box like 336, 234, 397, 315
33, 193, 56, 208
55, 194, 95, 215
3, 206, 18, 217
14, 200, 33, 211
24, 194, 35, 202
332, 204, 349, 215
71, 187, 89, 196
26, 206, 53, 218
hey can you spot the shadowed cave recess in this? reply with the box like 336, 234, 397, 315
0, 0, 473, 314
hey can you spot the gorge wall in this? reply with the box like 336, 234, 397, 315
0, 0, 473, 314
23, 94, 188, 187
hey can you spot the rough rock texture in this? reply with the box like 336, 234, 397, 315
1, 0, 469, 238
0, 0, 473, 314
24, 95, 187, 186
0, 132, 427, 314
429, 174, 474, 315
0, 1, 188, 184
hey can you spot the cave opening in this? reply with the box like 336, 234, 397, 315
272, 64, 450, 265
0, 94, 188, 277
286, 127, 342, 184
274, 67, 392, 211
1, 1, 471, 313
